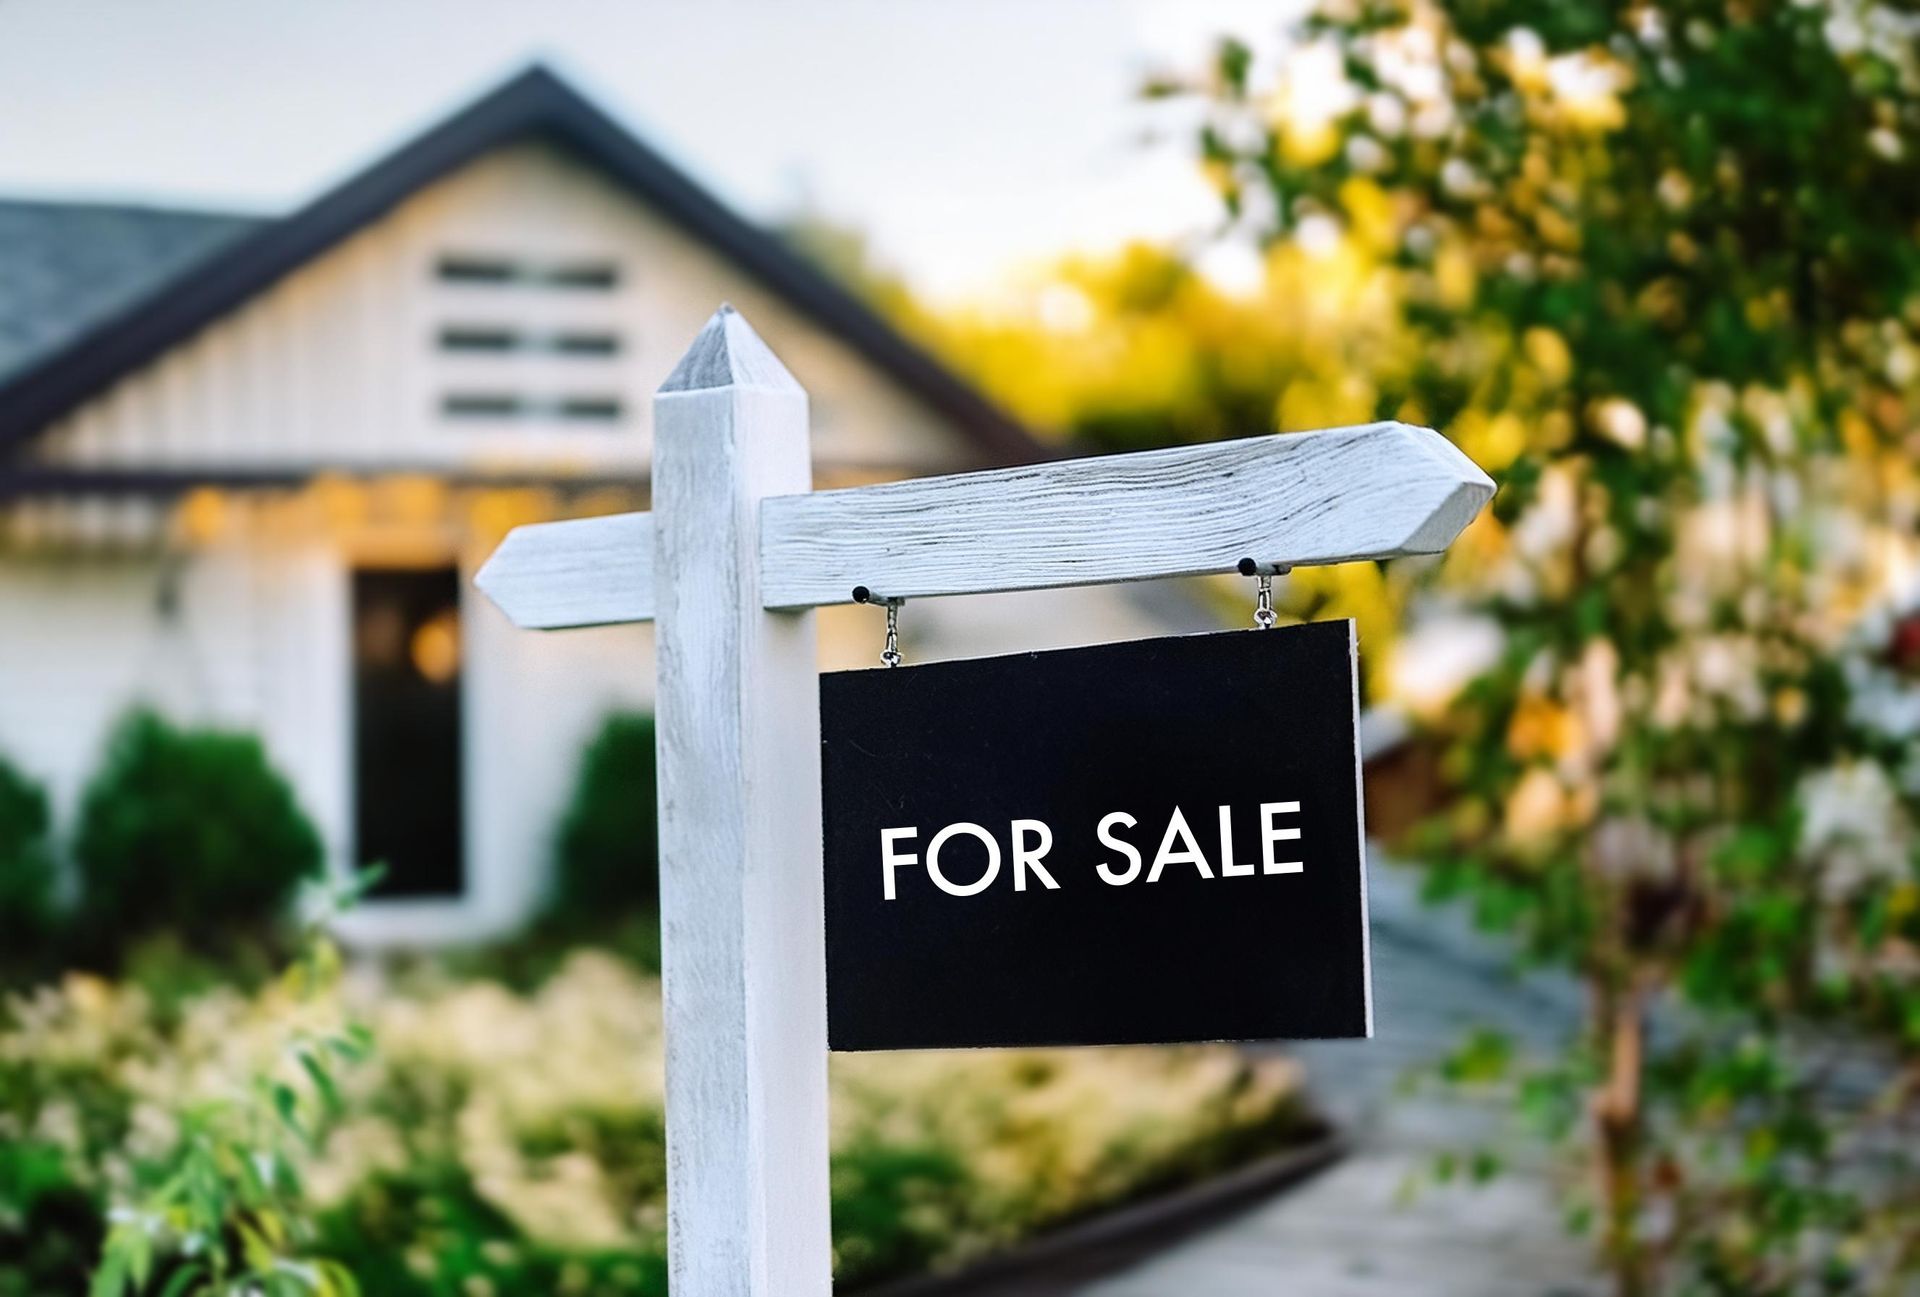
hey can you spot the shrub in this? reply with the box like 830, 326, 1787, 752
2, 941, 1311, 1297
553, 713, 659, 920
0, 754, 56, 957
74, 709, 321, 951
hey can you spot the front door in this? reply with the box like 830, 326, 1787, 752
352, 566, 464, 898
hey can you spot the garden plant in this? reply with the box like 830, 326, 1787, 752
1145, 1, 1920, 1292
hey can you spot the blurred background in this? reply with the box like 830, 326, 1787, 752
2, 2, 1919, 1294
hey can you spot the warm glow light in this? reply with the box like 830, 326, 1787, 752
410, 609, 460, 684
176, 487, 228, 544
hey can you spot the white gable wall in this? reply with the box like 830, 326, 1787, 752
28, 141, 976, 479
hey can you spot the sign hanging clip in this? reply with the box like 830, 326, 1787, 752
1237, 558, 1289, 630
851, 586, 905, 667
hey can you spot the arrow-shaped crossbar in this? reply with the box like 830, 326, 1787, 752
474, 420, 1493, 630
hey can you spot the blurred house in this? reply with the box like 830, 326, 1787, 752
0, 66, 1201, 944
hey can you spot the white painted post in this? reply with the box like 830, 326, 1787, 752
653, 306, 830, 1294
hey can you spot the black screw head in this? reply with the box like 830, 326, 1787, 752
1236, 557, 1258, 577
852, 585, 873, 604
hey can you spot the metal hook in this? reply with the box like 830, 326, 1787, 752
1236, 558, 1287, 629
852, 586, 905, 666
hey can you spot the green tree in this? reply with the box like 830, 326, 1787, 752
1168, 2, 1920, 1293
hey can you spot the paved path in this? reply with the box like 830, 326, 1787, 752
945, 860, 1605, 1297
1075, 859, 1600, 1296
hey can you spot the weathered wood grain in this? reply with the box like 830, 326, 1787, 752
473, 509, 654, 628
652, 307, 831, 1294
759, 421, 1493, 608
473, 421, 1492, 629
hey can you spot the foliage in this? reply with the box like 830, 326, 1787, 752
940, 241, 1409, 452
1153, 1, 1920, 1293
0, 752, 56, 960
316, 954, 1310, 1291
552, 713, 659, 922
89, 869, 380, 1297
0, 941, 1313, 1295
74, 711, 323, 955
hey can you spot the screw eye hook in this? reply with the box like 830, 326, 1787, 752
1236, 558, 1285, 629
852, 586, 905, 666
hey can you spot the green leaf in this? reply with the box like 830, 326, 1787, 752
338, 863, 387, 907
1215, 38, 1252, 97
271, 1084, 304, 1140
89, 1246, 130, 1297
296, 1050, 342, 1117
328, 1025, 374, 1063
127, 1229, 154, 1291
158, 1265, 207, 1297
255, 1208, 288, 1249
1440, 1028, 1513, 1084
317, 1260, 361, 1297
238, 1218, 276, 1272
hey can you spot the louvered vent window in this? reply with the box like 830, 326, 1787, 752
434, 256, 621, 289
432, 253, 627, 425
440, 392, 624, 422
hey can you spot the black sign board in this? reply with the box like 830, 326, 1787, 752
821, 620, 1373, 1051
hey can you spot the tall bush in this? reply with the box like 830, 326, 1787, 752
0, 753, 56, 958
553, 712, 659, 919
1170, 3, 1920, 1292
75, 709, 321, 950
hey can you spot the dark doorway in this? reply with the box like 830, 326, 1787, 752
353, 567, 464, 898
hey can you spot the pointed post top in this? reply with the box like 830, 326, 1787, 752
660, 304, 803, 394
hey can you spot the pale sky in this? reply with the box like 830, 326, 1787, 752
0, 0, 1297, 302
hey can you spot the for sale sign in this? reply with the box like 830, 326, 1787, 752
820, 621, 1373, 1051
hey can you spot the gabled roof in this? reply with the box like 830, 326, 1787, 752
0, 65, 1043, 466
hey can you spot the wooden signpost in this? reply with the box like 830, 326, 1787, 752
475, 306, 1494, 1296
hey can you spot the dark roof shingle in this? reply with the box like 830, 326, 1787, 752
0, 200, 261, 383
